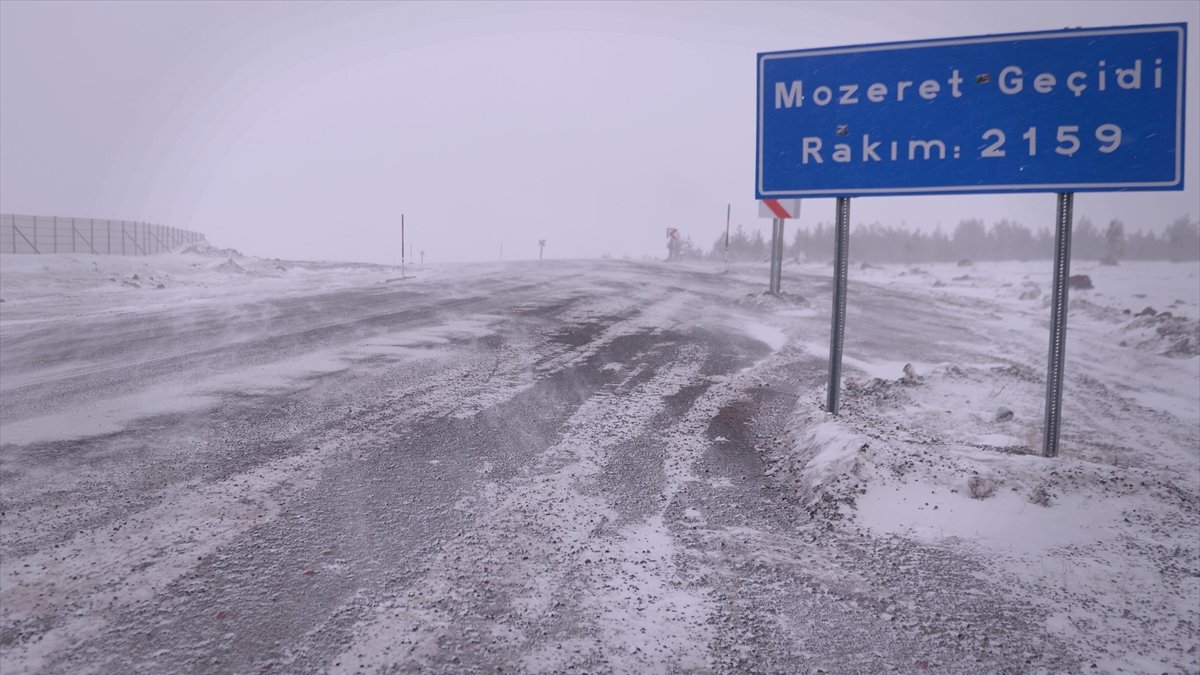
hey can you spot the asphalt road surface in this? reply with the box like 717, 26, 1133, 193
1, 260, 1085, 673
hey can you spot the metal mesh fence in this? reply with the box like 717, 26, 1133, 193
0, 213, 206, 256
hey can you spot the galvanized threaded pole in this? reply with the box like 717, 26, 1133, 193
827, 197, 851, 415
770, 219, 777, 293
768, 218, 780, 294
778, 219, 785, 290
772, 218, 786, 294
1043, 192, 1074, 458
768, 219, 775, 292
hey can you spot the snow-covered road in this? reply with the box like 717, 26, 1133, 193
1, 255, 1196, 673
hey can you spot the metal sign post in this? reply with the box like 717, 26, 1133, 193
769, 218, 782, 293
539, 239, 546, 260
400, 213, 406, 279
1043, 192, 1074, 457
759, 199, 800, 294
827, 197, 851, 414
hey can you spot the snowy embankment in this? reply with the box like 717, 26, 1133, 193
765, 259, 1199, 672
0, 242, 406, 306
0, 245, 432, 447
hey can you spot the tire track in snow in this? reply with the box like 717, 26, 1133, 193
0, 261, 773, 673
556, 336, 798, 672
326, 343, 712, 673
0, 318, 560, 674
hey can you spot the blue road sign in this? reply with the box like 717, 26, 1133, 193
756, 24, 1187, 199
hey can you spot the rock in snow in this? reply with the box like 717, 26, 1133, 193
1067, 274, 1093, 290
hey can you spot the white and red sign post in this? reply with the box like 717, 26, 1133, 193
759, 199, 800, 294
665, 228, 682, 261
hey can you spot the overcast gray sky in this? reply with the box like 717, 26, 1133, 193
2, 0, 1197, 263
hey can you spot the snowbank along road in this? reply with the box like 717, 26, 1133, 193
1, 255, 1197, 673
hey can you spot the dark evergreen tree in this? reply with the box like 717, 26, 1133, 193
1104, 219, 1126, 263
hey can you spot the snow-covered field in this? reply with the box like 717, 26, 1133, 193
1, 249, 1197, 673
769, 259, 1200, 673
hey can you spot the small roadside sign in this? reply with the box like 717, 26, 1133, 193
759, 199, 802, 219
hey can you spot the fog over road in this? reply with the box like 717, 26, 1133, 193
0, 259, 1179, 673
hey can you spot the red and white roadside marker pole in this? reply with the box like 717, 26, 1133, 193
758, 198, 800, 294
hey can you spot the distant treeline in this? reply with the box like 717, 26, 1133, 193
673, 215, 1200, 264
